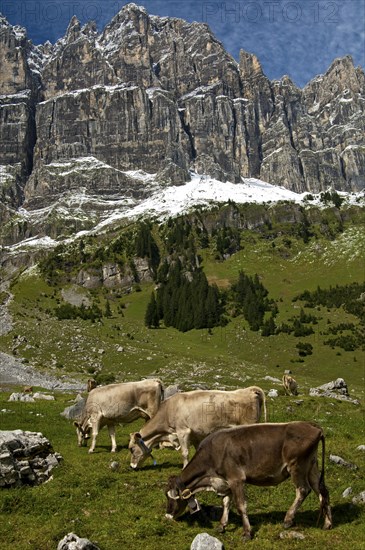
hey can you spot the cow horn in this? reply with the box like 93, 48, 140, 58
180, 488, 193, 500
167, 489, 180, 500
136, 436, 152, 455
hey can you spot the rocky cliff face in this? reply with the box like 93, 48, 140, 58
0, 3, 364, 217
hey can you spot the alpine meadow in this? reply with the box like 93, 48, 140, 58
0, 3, 365, 550
1, 199, 365, 549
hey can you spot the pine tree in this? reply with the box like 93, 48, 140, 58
104, 300, 112, 318
145, 292, 160, 328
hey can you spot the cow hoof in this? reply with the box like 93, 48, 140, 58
88, 449, 94, 454
216, 525, 225, 534
242, 533, 252, 542
283, 521, 293, 529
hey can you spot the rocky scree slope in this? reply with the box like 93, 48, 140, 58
0, 3, 364, 237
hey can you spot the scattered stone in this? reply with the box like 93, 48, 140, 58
190, 532, 223, 550
356, 445, 365, 452
264, 376, 281, 383
279, 530, 305, 540
329, 454, 358, 470
284, 369, 292, 375
0, 430, 62, 487
33, 392, 55, 401
342, 487, 353, 498
109, 461, 120, 472
8, 393, 35, 402
268, 389, 279, 398
352, 491, 365, 504
61, 397, 86, 420
116, 346, 124, 352
309, 378, 360, 404
57, 532, 100, 550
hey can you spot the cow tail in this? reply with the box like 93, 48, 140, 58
317, 433, 330, 526
159, 380, 165, 402
256, 388, 267, 422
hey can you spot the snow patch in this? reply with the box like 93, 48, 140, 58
5, 171, 364, 253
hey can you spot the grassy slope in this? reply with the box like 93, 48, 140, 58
0, 392, 364, 550
0, 218, 364, 549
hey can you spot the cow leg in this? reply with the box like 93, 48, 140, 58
108, 425, 117, 453
217, 495, 231, 533
284, 467, 311, 528
308, 463, 333, 530
230, 480, 251, 541
178, 431, 191, 468
88, 421, 99, 453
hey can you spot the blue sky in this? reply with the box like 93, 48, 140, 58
1, 1, 364, 87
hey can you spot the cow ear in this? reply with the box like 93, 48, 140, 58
134, 432, 142, 441
74, 421, 80, 427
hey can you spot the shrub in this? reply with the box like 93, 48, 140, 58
296, 342, 313, 356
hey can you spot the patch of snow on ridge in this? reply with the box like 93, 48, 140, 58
5, 172, 364, 253
94, 174, 305, 230
127, 174, 304, 215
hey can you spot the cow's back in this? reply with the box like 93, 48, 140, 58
83, 380, 163, 420
84, 383, 135, 418
133, 379, 164, 417
198, 421, 323, 474
231, 386, 266, 423
161, 387, 265, 438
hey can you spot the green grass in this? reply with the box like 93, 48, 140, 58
0, 217, 364, 548
0, 392, 364, 550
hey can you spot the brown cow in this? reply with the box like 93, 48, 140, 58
129, 386, 266, 468
74, 379, 164, 453
283, 374, 298, 395
165, 421, 332, 541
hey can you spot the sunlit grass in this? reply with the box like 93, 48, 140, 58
0, 392, 364, 549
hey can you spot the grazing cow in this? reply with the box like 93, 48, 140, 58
165, 421, 332, 541
74, 379, 164, 453
283, 374, 298, 396
87, 378, 97, 392
129, 386, 266, 468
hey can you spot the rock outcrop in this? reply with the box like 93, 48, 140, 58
0, 3, 364, 231
0, 430, 62, 487
309, 377, 360, 404
57, 532, 100, 550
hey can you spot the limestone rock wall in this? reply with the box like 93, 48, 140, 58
0, 3, 364, 214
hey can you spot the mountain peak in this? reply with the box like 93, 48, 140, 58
65, 15, 81, 42
0, 3, 364, 245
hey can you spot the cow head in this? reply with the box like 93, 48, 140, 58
129, 432, 152, 468
74, 420, 91, 447
165, 476, 200, 520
